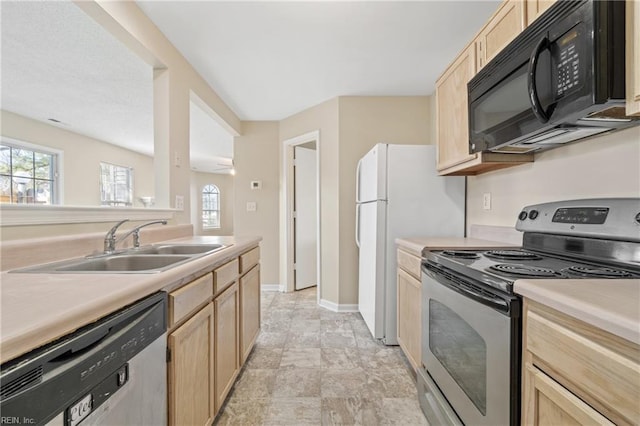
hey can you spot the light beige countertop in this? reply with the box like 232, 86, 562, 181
0, 235, 261, 364
396, 237, 515, 256
515, 279, 640, 345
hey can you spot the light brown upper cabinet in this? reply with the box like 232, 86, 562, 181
627, 0, 640, 116
436, 45, 476, 173
526, 0, 557, 27
476, 0, 525, 71
435, 0, 535, 176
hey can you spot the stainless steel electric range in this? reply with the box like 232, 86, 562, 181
417, 198, 640, 426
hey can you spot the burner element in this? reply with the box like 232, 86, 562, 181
484, 250, 543, 261
489, 264, 562, 278
442, 250, 480, 259
563, 266, 636, 278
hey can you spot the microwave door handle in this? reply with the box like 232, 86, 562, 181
528, 36, 552, 123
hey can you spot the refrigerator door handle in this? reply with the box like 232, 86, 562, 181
355, 158, 362, 203
355, 203, 361, 248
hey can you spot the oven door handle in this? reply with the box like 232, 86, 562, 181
423, 265, 511, 314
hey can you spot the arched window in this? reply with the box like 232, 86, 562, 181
202, 184, 220, 229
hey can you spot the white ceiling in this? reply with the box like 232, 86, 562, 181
136, 0, 501, 120
2, 1, 501, 173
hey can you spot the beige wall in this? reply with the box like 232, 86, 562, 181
337, 96, 432, 304
467, 126, 640, 230
75, 1, 242, 225
234, 121, 280, 285
1, 1, 241, 241
190, 171, 234, 236
279, 96, 431, 305
1, 110, 154, 207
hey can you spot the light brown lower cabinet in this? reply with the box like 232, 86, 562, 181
168, 303, 215, 426
522, 300, 640, 425
396, 249, 422, 372
214, 281, 240, 411
240, 264, 261, 365
166, 246, 260, 424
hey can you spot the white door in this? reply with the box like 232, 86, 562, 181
357, 200, 387, 338
294, 146, 317, 290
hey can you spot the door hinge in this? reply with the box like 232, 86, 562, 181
293, 263, 297, 270
166, 347, 172, 363
293, 211, 297, 219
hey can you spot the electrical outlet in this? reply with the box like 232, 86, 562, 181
175, 195, 184, 210
246, 201, 257, 212
483, 193, 491, 210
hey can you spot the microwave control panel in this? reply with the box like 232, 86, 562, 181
555, 27, 582, 97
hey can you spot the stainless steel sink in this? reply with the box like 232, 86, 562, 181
10, 243, 229, 274
134, 243, 225, 255
12, 255, 193, 274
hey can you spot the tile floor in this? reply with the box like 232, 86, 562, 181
214, 287, 428, 425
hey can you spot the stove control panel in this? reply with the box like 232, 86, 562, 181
516, 198, 640, 242
552, 207, 608, 224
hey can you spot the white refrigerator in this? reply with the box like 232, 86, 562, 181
356, 143, 465, 345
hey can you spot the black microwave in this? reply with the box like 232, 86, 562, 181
468, 0, 638, 154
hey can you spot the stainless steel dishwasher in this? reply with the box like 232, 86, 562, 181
0, 292, 167, 426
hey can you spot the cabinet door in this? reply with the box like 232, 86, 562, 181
168, 303, 214, 426
523, 364, 614, 426
627, 0, 640, 115
240, 264, 261, 365
526, 0, 556, 26
214, 281, 240, 412
476, 0, 524, 70
436, 45, 476, 171
396, 268, 421, 372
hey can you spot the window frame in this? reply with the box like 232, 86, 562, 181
0, 137, 63, 205
202, 183, 221, 229
99, 161, 134, 207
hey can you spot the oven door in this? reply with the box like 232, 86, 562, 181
421, 262, 520, 426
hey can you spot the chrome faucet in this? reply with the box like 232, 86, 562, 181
103, 219, 168, 254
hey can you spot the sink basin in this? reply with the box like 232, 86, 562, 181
135, 243, 225, 255
56, 255, 193, 272
10, 243, 229, 274
12, 254, 193, 274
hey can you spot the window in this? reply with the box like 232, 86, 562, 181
0, 142, 58, 205
202, 184, 220, 229
100, 162, 133, 206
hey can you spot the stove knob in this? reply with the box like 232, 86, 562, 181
518, 211, 528, 221
636, 212, 640, 225
529, 209, 539, 220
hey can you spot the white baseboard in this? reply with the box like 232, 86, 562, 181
319, 299, 359, 313
261, 284, 284, 292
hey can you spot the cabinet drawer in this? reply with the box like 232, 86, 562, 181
526, 303, 640, 425
397, 249, 421, 280
169, 273, 213, 328
239, 247, 260, 274
214, 258, 239, 295
525, 364, 614, 425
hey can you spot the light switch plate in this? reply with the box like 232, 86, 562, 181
175, 195, 184, 210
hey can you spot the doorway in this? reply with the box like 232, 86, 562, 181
282, 131, 321, 300
293, 143, 317, 290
